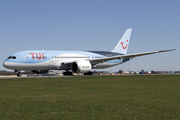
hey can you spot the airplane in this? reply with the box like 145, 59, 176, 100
3, 29, 175, 77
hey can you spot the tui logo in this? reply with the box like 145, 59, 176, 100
121, 40, 128, 49
29, 53, 45, 60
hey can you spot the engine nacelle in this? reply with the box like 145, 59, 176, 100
31, 70, 49, 74
71, 60, 92, 73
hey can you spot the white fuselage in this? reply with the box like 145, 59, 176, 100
3, 50, 128, 72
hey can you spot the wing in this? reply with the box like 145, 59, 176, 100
90, 49, 175, 64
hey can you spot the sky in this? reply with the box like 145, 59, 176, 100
0, 0, 180, 72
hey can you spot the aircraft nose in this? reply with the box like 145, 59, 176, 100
3, 61, 9, 68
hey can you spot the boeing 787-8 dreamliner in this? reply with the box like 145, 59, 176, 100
3, 29, 175, 76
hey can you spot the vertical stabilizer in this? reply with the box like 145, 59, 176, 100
112, 29, 132, 54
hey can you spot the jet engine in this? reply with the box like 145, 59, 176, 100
71, 60, 92, 73
31, 70, 49, 74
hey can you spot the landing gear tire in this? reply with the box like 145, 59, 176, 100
63, 72, 73, 76
84, 72, 93, 76
17, 72, 22, 77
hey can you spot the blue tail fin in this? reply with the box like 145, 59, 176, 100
112, 29, 132, 54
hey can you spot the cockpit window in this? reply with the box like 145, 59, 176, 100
7, 56, 16, 59
8, 56, 12, 59
12, 56, 16, 59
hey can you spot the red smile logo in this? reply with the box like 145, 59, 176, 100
121, 40, 128, 49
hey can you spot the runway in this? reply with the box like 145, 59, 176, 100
0, 75, 72, 79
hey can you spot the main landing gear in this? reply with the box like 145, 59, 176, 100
15, 70, 93, 77
84, 72, 93, 75
63, 71, 93, 76
63, 70, 73, 76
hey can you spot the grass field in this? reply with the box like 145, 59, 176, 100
0, 75, 180, 119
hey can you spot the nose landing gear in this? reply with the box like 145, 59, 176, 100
15, 70, 22, 77
17, 72, 22, 77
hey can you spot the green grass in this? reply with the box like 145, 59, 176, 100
0, 75, 180, 119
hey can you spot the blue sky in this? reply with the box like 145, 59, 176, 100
0, 0, 179, 72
